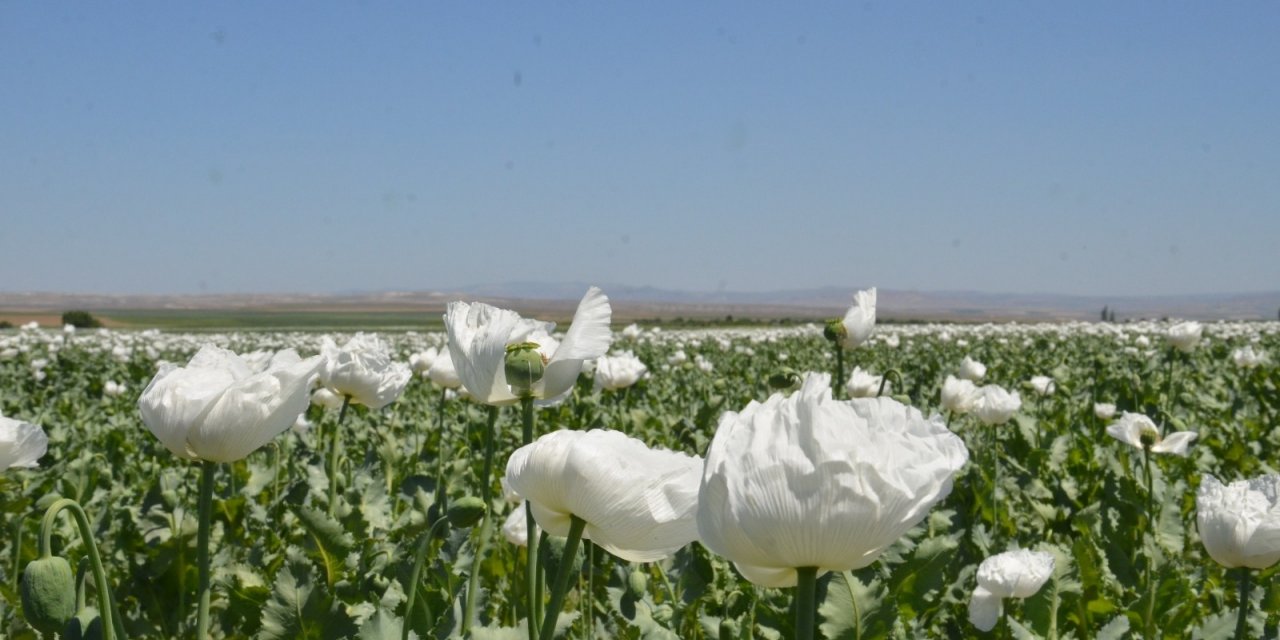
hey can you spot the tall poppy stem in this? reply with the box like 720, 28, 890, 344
1141, 446, 1156, 639
463, 406, 500, 634
540, 516, 586, 640
833, 347, 846, 399
795, 566, 819, 640
195, 460, 217, 639
327, 395, 352, 517
1236, 567, 1253, 640
520, 396, 540, 640
402, 517, 452, 640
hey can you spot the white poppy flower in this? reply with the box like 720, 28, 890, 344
139, 346, 323, 463
958, 356, 987, 382
311, 387, 345, 410
1093, 403, 1117, 420
1197, 475, 1280, 569
844, 366, 885, 398
968, 549, 1055, 632
503, 502, 538, 547
1233, 346, 1269, 369
836, 288, 877, 349
1029, 376, 1055, 396
319, 333, 412, 409
941, 375, 979, 414
505, 429, 701, 562
1167, 321, 1203, 353
425, 347, 462, 390
697, 374, 968, 588
0, 415, 48, 471
972, 385, 1021, 425
446, 287, 612, 406
1105, 412, 1196, 456
594, 351, 648, 391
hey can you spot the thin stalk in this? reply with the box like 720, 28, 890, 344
1142, 447, 1155, 639
402, 517, 452, 640
327, 395, 352, 517
521, 396, 539, 640
195, 460, 217, 639
795, 567, 819, 640
535, 530, 547, 633
585, 544, 594, 640
991, 429, 1001, 536
1236, 568, 1253, 640
38, 498, 124, 640
834, 347, 846, 399
463, 406, 500, 635
1164, 352, 1178, 418
540, 516, 586, 640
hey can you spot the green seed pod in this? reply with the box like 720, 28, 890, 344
63, 606, 104, 640
823, 318, 847, 344
626, 569, 648, 599
21, 556, 77, 635
446, 496, 487, 529
504, 342, 546, 393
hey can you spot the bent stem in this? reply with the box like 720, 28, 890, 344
540, 516, 586, 640
795, 566, 819, 640
39, 498, 124, 640
402, 517, 452, 640
1236, 567, 1253, 640
463, 406, 500, 635
327, 395, 352, 517
195, 460, 217, 639
876, 368, 904, 399
521, 396, 540, 640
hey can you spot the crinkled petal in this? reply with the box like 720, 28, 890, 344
1152, 431, 1197, 456
0, 416, 48, 470
189, 355, 323, 462
540, 287, 613, 400
968, 585, 1002, 632
445, 302, 521, 405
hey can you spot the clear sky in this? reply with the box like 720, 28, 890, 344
2, 3, 1277, 297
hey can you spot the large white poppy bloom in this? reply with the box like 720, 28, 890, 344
1105, 412, 1197, 456
1197, 475, 1280, 569
972, 385, 1021, 425
836, 287, 877, 349
844, 366, 885, 398
594, 351, 648, 391
941, 375, 979, 414
968, 549, 1055, 632
446, 287, 612, 406
139, 346, 322, 463
958, 356, 987, 382
697, 374, 968, 588
1167, 321, 1203, 353
0, 415, 48, 471
319, 333, 412, 409
505, 429, 701, 562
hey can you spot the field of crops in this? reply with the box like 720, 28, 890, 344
1, 291, 1278, 639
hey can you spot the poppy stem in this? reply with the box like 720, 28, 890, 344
540, 516, 586, 640
463, 405, 500, 634
834, 347, 845, 399
795, 566, 819, 640
521, 396, 540, 640
1235, 567, 1253, 640
327, 395, 352, 517
38, 498, 124, 640
402, 516, 451, 640
195, 460, 216, 639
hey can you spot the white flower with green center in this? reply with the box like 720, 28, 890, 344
968, 549, 1055, 632
1106, 412, 1197, 456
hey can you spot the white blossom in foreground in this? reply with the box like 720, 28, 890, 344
845, 366, 886, 398
1196, 475, 1280, 569
1233, 345, 1270, 369
698, 374, 967, 587
973, 385, 1021, 425
446, 287, 611, 406
0, 415, 48, 471
1167, 321, 1203, 353
1105, 412, 1197, 456
139, 346, 322, 463
505, 429, 701, 562
594, 351, 648, 391
941, 376, 979, 415
968, 549, 1055, 632
319, 333, 412, 409
958, 356, 987, 382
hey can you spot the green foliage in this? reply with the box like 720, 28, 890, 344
60, 310, 101, 328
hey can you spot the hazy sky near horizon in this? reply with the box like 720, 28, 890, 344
3, 3, 1278, 297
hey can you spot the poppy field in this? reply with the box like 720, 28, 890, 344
1, 293, 1278, 639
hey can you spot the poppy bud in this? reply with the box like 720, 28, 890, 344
823, 319, 846, 344
767, 368, 802, 391
446, 496, 487, 529
21, 555, 77, 635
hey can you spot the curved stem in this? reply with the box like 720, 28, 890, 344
463, 405, 500, 635
540, 516, 586, 640
195, 460, 217, 639
1236, 568, 1253, 640
876, 368, 904, 399
521, 396, 540, 640
38, 498, 123, 640
327, 395, 352, 517
795, 566, 819, 640
402, 517, 452, 640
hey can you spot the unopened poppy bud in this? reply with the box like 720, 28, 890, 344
21, 555, 77, 635
767, 368, 802, 391
63, 606, 103, 640
823, 319, 846, 344
446, 496, 487, 529
627, 569, 648, 599
505, 342, 546, 393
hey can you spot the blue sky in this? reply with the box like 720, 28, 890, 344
2, 3, 1277, 296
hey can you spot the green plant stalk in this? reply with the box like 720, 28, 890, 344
1236, 567, 1253, 640
195, 460, 217, 639
534, 530, 547, 633
584, 544, 594, 640
327, 395, 352, 517
463, 405, 500, 635
540, 516, 586, 640
795, 566, 819, 640
521, 396, 540, 640
1142, 446, 1155, 640
834, 346, 846, 400
1164, 352, 1178, 418
402, 517, 452, 640
876, 368, 904, 399
39, 498, 123, 640
991, 429, 1001, 537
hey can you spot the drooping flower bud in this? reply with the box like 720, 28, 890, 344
822, 319, 846, 344
446, 496, 487, 529
21, 555, 77, 635
766, 368, 802, 391
504, 342, 546, 394
627, 569, 648, 599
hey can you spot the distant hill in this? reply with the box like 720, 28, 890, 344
2, 285, 1278, 327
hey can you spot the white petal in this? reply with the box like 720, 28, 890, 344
445, 301, 520, 405
1152, 431, 1197, 456
189, 355, 323, 462
0, 416, 48, 470
968, 585, 1003, 632
540, 288, 613, 400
